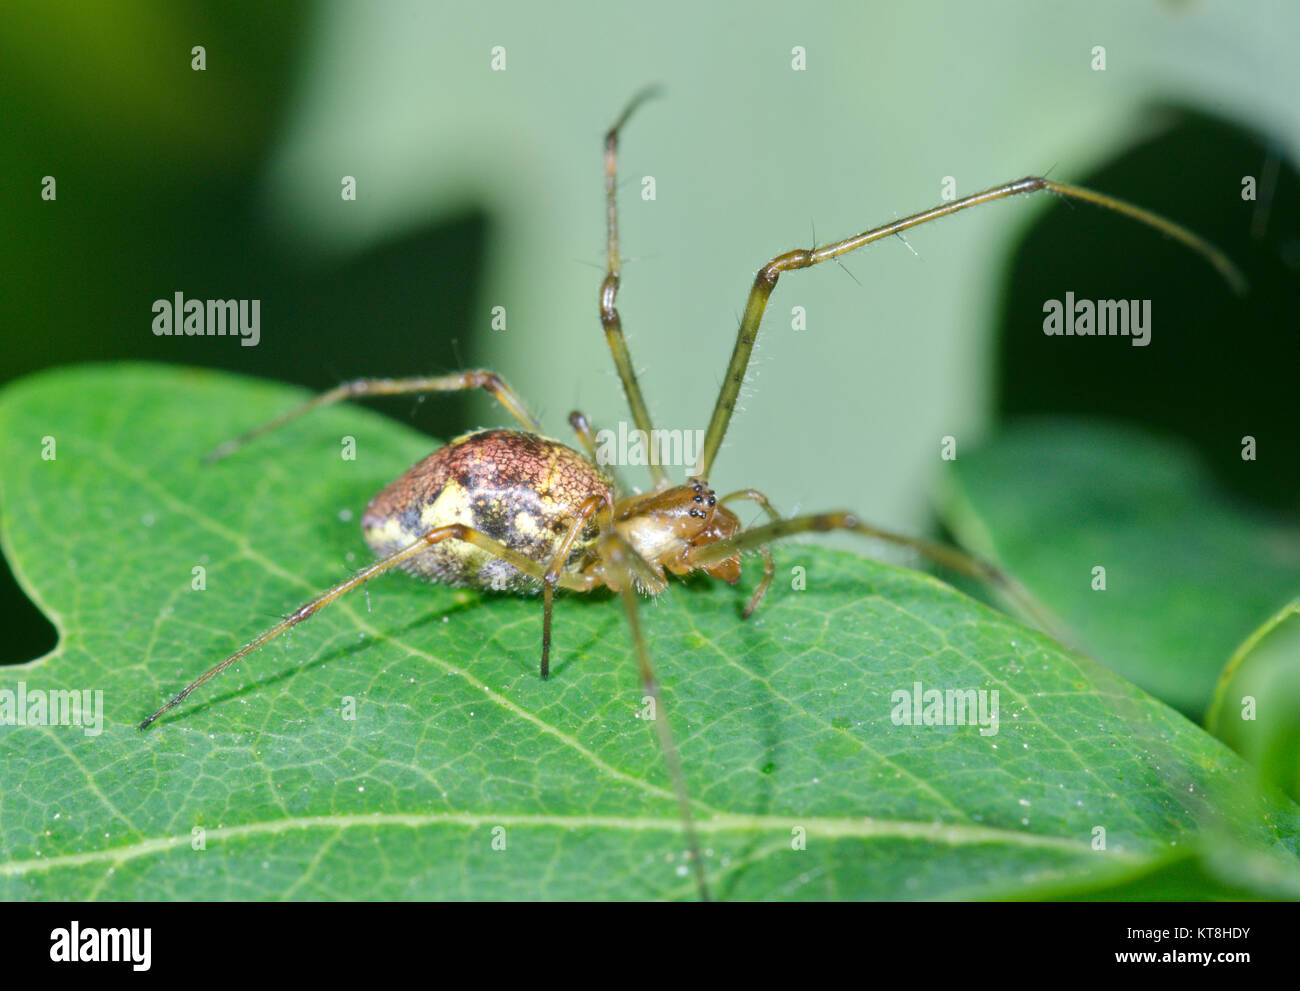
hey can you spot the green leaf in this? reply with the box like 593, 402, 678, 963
940, 419, 1300, 719
2, 366, 1298, 900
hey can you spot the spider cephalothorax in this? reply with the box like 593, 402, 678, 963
611, 478, 742, 590
140, 90, 1242, 902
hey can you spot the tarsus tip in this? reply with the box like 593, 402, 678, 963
1223, 265, 1250, 296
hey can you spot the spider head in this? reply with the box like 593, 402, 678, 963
613, 478, 742, 581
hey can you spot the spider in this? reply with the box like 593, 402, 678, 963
139, 90, 1241, 901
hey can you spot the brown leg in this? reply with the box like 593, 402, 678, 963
691, 179, 1245, 480
568, 410, 627, 497
719, 489, 779, 618
205, 369, 542, 463
600, 89, 669, 490
538, 493, 612, 678
567, 410, 600, 461
599, 531, 710, 901
140, 523, 594, 729
689, 510, 1067, 642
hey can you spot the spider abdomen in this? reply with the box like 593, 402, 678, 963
361, 428, 614, 592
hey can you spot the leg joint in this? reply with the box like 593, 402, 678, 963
466, 369, 503, 392
600, 273, 620, 318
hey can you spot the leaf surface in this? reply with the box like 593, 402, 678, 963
941, 419, 1300, 718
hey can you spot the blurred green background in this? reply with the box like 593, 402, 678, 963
3, 0, 1298, 674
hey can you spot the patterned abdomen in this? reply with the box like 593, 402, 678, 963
361, 429, 614, 593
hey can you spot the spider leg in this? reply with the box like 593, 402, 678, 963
538, 493, 613, 678
140, 523, 595, 730
205, 369, 541, 463
692, 178, 1245, 480
719, 488, 779, 618
567, 410, 601, 461
599, 530, 711, 901
568, 410, 627, 497
690, 510, 1068, 643
601, 88, 669, 490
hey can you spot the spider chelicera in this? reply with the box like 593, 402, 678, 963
140, 91, 1241, 901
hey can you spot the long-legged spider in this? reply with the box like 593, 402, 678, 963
140, 91, 1241, 900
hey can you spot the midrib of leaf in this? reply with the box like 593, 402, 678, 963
0, 809, 1125, 879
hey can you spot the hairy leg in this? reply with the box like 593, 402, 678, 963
538, 493, 612, 678
599, 530, 710, 900
206, 370, 541, 463
140, 522, 595, 729
692, 178, 1245, 479
690, 510, 1066, 642
568, 409, 627, 497
600, 88, 669, 489
719, 488, 779, 618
